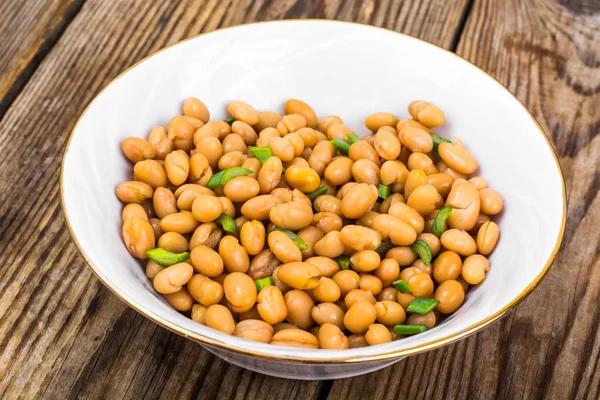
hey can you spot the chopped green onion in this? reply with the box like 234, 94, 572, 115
429, 132, 451, 151
215, 213, 237, 235
221, 167, 253, 185
224, 117, 235, 125
331, 139, 350, 156
378, 184, 390, 200
255, 277, 273, 292
146, 248, 190, 267
393, 324, 428, 335
407, 298, 440, 315
393, 279, 411, 294
432, 206, 452, 238
306, 185, 328, 200
347, 134, 361, 144
335, 256, 351, 270
275, 228, 308, 250
248, 146, 273, 164
375, 240, 396, 257
207, 170, 226, 189
410, 239, 433, 266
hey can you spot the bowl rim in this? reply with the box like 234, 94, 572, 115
60, 19, 567, 364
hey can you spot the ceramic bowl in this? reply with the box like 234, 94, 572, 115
61, 20, 566, 380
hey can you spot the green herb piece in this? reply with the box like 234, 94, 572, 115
331, 139, 350, 156
221, 167, 253, 185
248, 146, 274, 164
146, 248, 190, 267
215, 213, 237, 235
432, 206, 452, 238
378, 184, 390, 200
429, 132, 451, 151
375, 240, 396, 257
410, 239, 433, 266
255, 277, 273, 292
224, 117, 235, 125
335, 256, 351, 270
275, 228, 308, 250
207, 170, 226, 189
393, 324, 428, 335
393, 279, 412, 294
347, 134, 361, 144
306, 186, 328, 200
407, 298, 440, 315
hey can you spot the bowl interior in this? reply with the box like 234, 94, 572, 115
61, 20, 565, 362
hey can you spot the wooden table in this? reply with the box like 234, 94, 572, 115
0, 0, 598, 398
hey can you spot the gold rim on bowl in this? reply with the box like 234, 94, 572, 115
60, 19, 567, 364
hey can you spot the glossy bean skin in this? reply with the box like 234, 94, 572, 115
153, 262, 193, 294
404, 169, 428, 198
405, 271, 434, 298
195, 136, 223, 170
461, 254, 490, 285
149, 218, 163, 238
189, 222, 222, 250
122, 217, 155, 258
268, 137, 295, 162
254, 112, 283, 132
122, 203, 148, 222
479, 188, 504, 215
326, 123, 353, 142
276, 261, 320, 290
399, 126, 433, 153
417, 233, 441, 257
219, 236, 250, 273
365, 323, 392, 345
310, 302, 345, 329
375, 301, 406, 326
164, 287, 194, 312
285, 99, 317, 128
373, 129, 401, 160
257, 286, 288, 324
187, 275, 224, 306
377, 287, 398, 302
205, 304, 236, 334
312, 212, 343, 234
284, 289, 315, 330
255, 156, 282, 193
116, 181, 154, 203
190, 246, 224, 277
388, 201, 425, 234
223, 176, 260, 202
408, 152, 437, 174
397, 292, 416, 310
340, 225, 382, 251
134, 160, 167, 189
270, 329, 318, 349
168, 116, 195, 150
183, 97, 210, 122
407, 184, 441, 216
371, 214, 417, 246
317, 116, 343, 133
177, 186, 215, 211
374, 258, 400, 286
157, 232, 188, 253
284, 165, 320, 193
278, 114, 307, 134
223, 272, 257, 313
270, 201, 313, 231
218, 150, 248, 170
284, 133, 305, 157
324, 157, 354, 186
191, 304, 207, 324
438, 139, 478, 174
256, 127, 280, 147
406, 311, 436, 329
122, 137, 155, 163
241, 195, 282, 220
239, 220, 265, 255
365, 112, 399, 132
427, 173, 454, 198
318, 323, 349, 349
314, 231, 346, 258
313, 195, 342, 216
433, 251, 462, 283
292, 227, 322, 259
248, 249, 281, 280
434, 280, 465, 314
436, 160, 466, 181
188, 152, 212, 185
348, 141, 380, 166
349, 250, 381, 272
344, 301, 377, 333
164, 150, 190, 186
305, 256, 340, 278
309, 140, 336, 176
227, 101, 260, 125
233, 319, 274, 343
147, 127, 172, 160
269, 230, 303, 263
440, 229, 477, 256
386, 246, 417, 267
477, 221, 500, 255
446, 179, 480, 231
191, 194, 222, 223
145, 260, 164, 280
408, 100, 445, 127
352, 159, 380, 185
380, 160, 409, 188
341, 183, 378, 219
344, 289, 376, 309
348, 334, 368, 348
332, 270, 360, 297
311, 277, 341, 303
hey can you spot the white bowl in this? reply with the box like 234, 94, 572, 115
61, 20, 566, 380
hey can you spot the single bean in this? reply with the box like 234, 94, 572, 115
399, 126, 433, 153
371, 214, 417, 246
176, 186, 215, 211
284, 165, 320, 193
324, 157, 354, 186
164, 150, 190, 186
116, 181, 153, 203
462, 254, 490, 285
285, 132, 305, 157
205, 304, 236, 334
338, 225, 381, 251
309, 140, 336, 176
194, 136, 222, 170
340, 183, 378, 219
408, 100, 445, 127
479, 188, 504, 215
404, 169, 428, 198
278, 114, 307, 134
146, 126, 172, 160
183, 97, 210, 122
268, 231, 303, 263
373, 129, 401, 160
440, 229, 477, 256
285, 99, 317, 128
357, 210, 379, 228
157, 232, 188, 253
189, 222, 222, 250
349, 250, 381, 272
187, 274, 224, 306
191, 304, 207, 324
406, 311, 436, 329
332, 270, 360, 297
388, 202, 425, 233
122, 217, 155, 258
241, 195, 282, 220
122, 203, 148, 222
326, 123, 354, 142
438, 139, 478, 174
270, 329, 318, 349
445, 179, 480, 231
218, 150, 248, 170
344, 301, 377, 333
145, 260, 164, 280
385, 246, 417, 267
284, 289, 315, 330
219, 236, 250, 273
311, 212, 343, 234
417, 233, 441, 257
365, 323, 392, 345
408, 152, 437, 174
436, 160, 467, 180
317, 115, 343, 134
233, 319, 274, 343
153, 262, 193, 294
365, 112, 399, 132
190, 246, 224, 277
295, 127, 319, 148
163, 287, 194, 312
303, 257, 338, 279
223, 176, 260, 202
191, 194, 223, 222
397, 292, 416, 310
256, 285, 288, 324
352, 159, 381, 185
227, 101, 260, 125
469, 176, 487, 190
374, 258, 400, 286
348, 141, 380, 166
133, 160, 167, 189
375, 301, 406, 326
313, 231, 345, 258
318, 323, 349, 349
427, 173, 454, 198
477, 221, 500, 255
256, 156, 283, 194
344, 289, 376, 309
407, 184, 441, 216
122, 137, 155, 163
434, 279, 465, 313
296, 227, 325, 259
348, 334, 368, 348
239, 220, 265, 256
270, 201, 313, 230
223, 272, 257, 313
380, 160, 409, 187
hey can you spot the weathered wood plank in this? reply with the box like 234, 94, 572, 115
0, 0, 86, 116
327, 0, 600, 399
0, 0, 470, 398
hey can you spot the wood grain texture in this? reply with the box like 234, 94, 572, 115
0, 0, 470, 398
328, 0, 600, 399
0, 0, 85, 116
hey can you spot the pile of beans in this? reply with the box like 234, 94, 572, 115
116, 98, 503, 349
